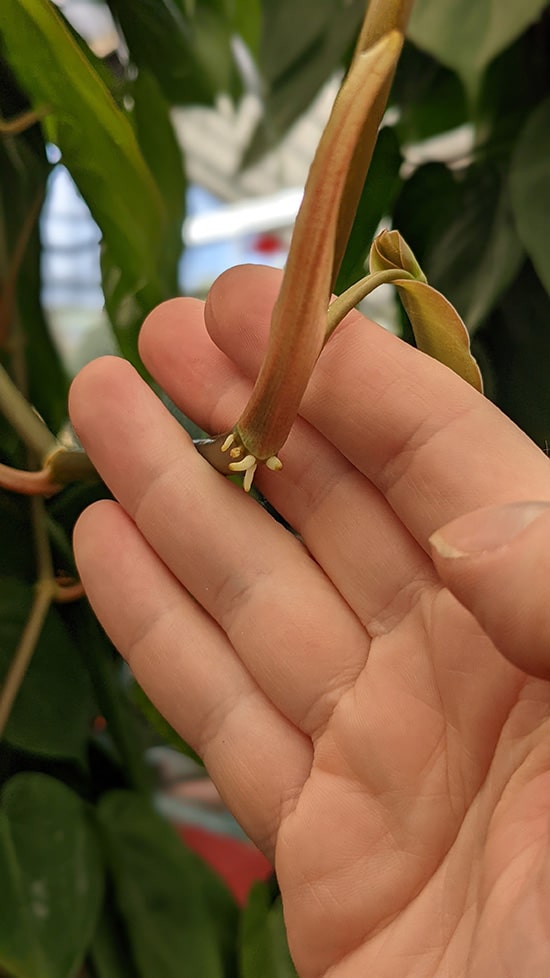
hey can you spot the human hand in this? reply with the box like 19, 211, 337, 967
69, 265, 550, 978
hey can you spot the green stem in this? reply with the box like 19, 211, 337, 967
0, 360, 59, 461
325, 267, 415, 341
0, 579, 53, 739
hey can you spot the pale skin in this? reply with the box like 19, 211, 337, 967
69, 264, 550, 978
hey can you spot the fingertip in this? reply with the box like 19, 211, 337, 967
204, 263, 281, 352
69, 356, 134, 431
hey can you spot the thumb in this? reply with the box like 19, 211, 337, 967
429, 501, 550, 680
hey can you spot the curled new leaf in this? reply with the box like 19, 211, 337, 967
370, 230, 484, 392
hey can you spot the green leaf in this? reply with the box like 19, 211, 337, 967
0, 61, 69, 433
391, 42, 467, 143
335, 126, 403, 294
475, 262, 550, 446
0, 773, 104, 978
245, 0, 365, 163
408, 0, 549, 100
0, 811, 40, 978
231, 0, 262, 56
105, 0, 232, 106
0, 578, 95, 761
509, 96, 550, 296
88, 895, 141, 978
370, 230, 483, 392
0, 0, 166, 353
402, 163, 525, 332
239, 882, 297, 978
98, 791, 239, 978
131, 69, 187, 298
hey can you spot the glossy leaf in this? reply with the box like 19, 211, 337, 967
0, 578, 95, 761
390, 42, 467, 143
408, 0, 549, 98
0, 0, 166, 345
509, 96, 550, 295
131, 68, 187, 297
0, 61, 69, 433
105, 0, 233, 105
240, 882, 297, 978
397, 163, 525, 332
244, 0, 365, 162
98, 791, 238, 978
476, 262, 550, 446
0, 773, 103, 978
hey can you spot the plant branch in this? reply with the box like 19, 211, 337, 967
0, 105, 50, 136
326, 267, 415, 340
0, 359, 59, 459
0, 577, 54, 739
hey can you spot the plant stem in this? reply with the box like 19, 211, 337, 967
325, 267, 415, 340
0, 359, 59, 460
0, 578, 53, 738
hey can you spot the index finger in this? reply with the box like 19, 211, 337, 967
202, 265, 550, 542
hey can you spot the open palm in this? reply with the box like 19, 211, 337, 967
70, 265, 550, 978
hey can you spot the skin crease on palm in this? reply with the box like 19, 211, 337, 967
69, 264, 550, 978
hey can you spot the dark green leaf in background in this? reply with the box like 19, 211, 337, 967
475, 262, 550, 448
239, 881, 297, 978
98, 791, 239, 978
509, 96, 550, 295
408, 0, 550, 100
391, 42, 467, 144
0, 773, 104, 978
244, 0, 366, 163
131, 69, 187, 299
397, 163, 524, 332
0, 579, 95, 761
0, 810, 40, 978
335, 125, 403, 293
0, 0, 167, 366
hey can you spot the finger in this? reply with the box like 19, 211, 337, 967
202, 264, 550, 544
139, 298, 437, 634
69, 357, 369, 735
74, 499, 312, 854
430, 501, 550, 679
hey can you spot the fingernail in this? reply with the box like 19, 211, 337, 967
429, 501, 550, 558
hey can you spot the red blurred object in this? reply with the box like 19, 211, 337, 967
253, 231, 284, 254
179, 823, 272, 905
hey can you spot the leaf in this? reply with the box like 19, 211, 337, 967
88, 895, 141, 978
0, 811, 40, 978
231, 0, 262, 56
0, 773, 104, 978
400, 163, 525, 333
239, 881, 297, 978
131, 69, 187, 298
244, 0, 366, 163
370, 230, 484, 391
0, 0, 166, 357
393, 278, 484, 391
509, 96, 550, 296
408, 0, 549, 100
335, 125, 403, 294
0, 578, 95, 761
98, 791, 239, 978
105, 0, 233, 106
475, 262, 550, 446
390, 42, 467, 143
0, 60, 69, 433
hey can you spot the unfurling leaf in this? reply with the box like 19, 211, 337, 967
370, 230, 483, 392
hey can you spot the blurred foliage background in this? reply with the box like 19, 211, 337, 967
0, 1, 549, 975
